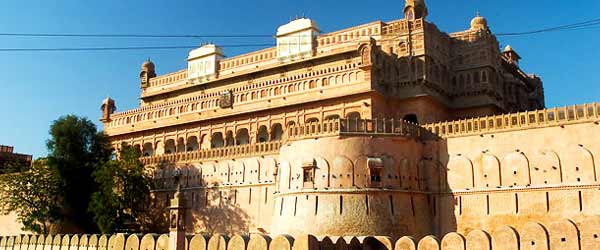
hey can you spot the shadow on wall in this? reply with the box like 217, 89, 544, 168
142, 162, 251, 235
190, 182, 251, 235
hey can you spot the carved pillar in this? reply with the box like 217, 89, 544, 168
169, 182, 187, 250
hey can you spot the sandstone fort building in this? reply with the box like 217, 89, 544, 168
89, 0, 600, 248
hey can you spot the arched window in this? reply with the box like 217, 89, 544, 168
271, 124, 283, 141
346, 112, 361, 120
177, 138, 185, 153
306, 118, 319, 123
345, 112, 361, 131
211, 132, 224, 148
164, 139, 176, 154
309, 80, 316, 89
187, 136, 199, 151
235, 128, 250, 145
403, 114, 419, 124
473, 71, 481, 83
257, 126, 269, 143
325, 115, 340, 120
225, 131, 235, 146
142, 143, 153, 157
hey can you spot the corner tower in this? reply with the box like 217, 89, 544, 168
140, 59, 156, 89
404, 0, 428, 20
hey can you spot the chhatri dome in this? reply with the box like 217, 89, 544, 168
470, 12, 488, 30
141, 59, 155, 72
404, 0, 428, 20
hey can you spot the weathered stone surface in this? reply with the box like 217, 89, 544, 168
29, 235, 38, 250
14, 235, 22, 250
61, 235, 71, 250
491, 226, 519, 250
69, 235, 79, 250
7, 236, 16, 250
155, 235, 169, 250
108, 234, 126, 250
293, 235, 319, 250
99, 235, 109, 250
188, 234, 208, 250
207, 234, 228, 250
227, 235, 248, 250
417, 236, 439, 250
44, 235, 55, 250
394, 236, 417, 250
125, 235, 141, 250
440, 232, 465, 250
549, 219, 580, 250
465, 230, 491, 250
89, 235, 99, 250
79, 235, 89, 250
1, 236, 7, 250
269, 235, 293, 250
247, 235, 270, 250
139, 234, 158, 250
520, 222, 549, 250
579, 216, 600, 250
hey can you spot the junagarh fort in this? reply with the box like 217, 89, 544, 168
3, 1, 600, 250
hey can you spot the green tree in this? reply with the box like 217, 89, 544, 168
89, 145, 152, 233
46, 115, 112, 232
0, 159, 60, 233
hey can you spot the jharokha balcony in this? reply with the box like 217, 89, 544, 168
139, 118, 435, 165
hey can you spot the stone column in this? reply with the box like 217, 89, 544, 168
169, 173, 187, 250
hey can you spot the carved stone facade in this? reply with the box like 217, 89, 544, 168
98, 0, 600, 242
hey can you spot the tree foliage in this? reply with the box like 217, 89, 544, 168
89, 145, 152, 233
46, 115, 112, 232
0, 159, 60, 233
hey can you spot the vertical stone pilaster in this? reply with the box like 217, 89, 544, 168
169, 181, 187, 250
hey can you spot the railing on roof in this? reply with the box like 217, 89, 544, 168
148, 70, 188, 88
424, 103, 600, 138
287, 118, 435, 141
140, 141, 282, 165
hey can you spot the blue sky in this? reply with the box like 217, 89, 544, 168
0, 0, 599, 158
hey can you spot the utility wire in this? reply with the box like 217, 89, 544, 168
0, 44, 274, 52
496, 18, 600, 36
0, 17, 598, 39
0, 33, 274, 38
0, 18, 598, 52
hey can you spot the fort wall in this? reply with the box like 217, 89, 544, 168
2, 217, 599, 250
425, 103, 600, 236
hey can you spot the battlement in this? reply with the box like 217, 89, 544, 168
424, 103, 600, 138
2, 217, 598, 250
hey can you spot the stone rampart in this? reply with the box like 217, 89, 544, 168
2, 218, 598, 250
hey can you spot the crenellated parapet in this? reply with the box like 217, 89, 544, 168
3, 218, 599, 250
424, 103, 600, 138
